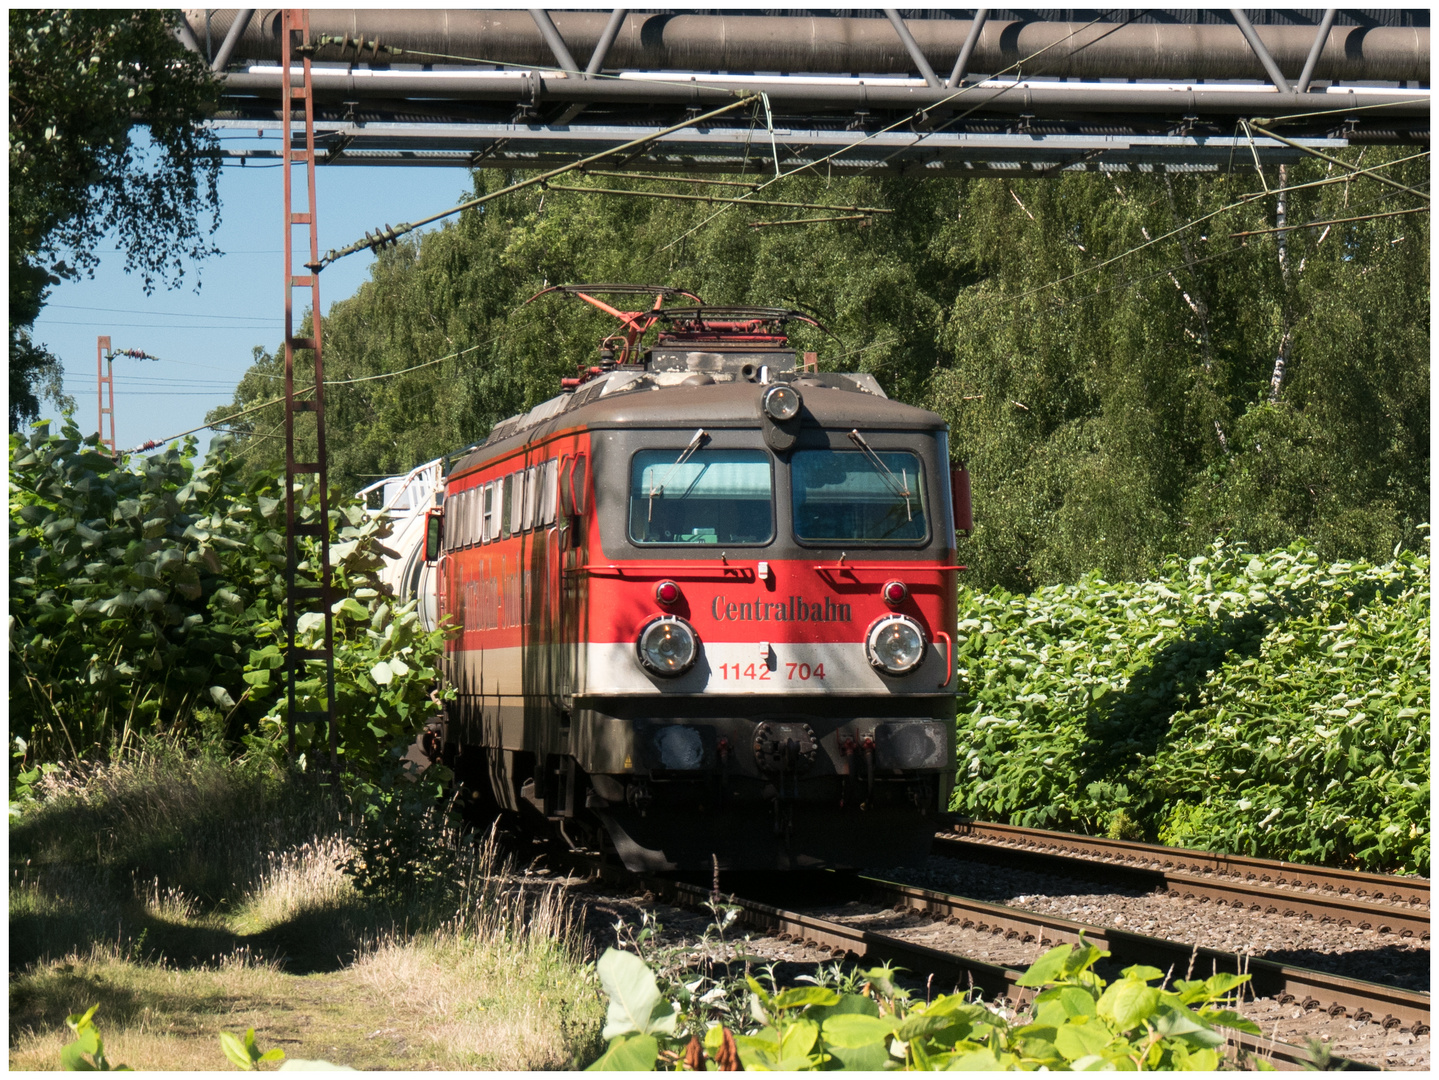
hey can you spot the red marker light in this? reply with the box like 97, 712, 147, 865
655, 580, 682, 605
883, 580, 908, 605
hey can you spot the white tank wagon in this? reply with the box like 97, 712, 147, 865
356, 458, 443, 630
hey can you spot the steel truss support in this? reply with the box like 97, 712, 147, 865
280, 8, 337, 771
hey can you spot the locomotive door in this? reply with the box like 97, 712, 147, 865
555, 454, 585, 709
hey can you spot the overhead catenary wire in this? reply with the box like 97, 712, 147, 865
542, 183, 892, 215
580, 169, 763, 189
312, 93, 762, 270
1228, 204, 1428, 238
1008, 153, 1429, 302
123, 335, 510, 453
749, 215, 871, 228
1018, 181, 1418, 311
1246, 121, 1430, 202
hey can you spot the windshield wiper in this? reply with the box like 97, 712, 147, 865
847, 429, 913, 522
649, 428, 709, 525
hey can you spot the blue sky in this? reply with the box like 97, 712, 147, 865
30, 152, 475, 460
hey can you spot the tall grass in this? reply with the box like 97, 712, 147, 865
9, 739, 603, 1070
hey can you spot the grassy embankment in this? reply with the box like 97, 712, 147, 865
951, 539, 1430, 875
8, 745, 604, 1070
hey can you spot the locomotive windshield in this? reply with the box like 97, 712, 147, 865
629, 449, 774, 545
791, 448, 928, 543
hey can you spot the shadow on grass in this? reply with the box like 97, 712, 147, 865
7, 749, 443, 978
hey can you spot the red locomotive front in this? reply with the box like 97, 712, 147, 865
426, 288, 967, 871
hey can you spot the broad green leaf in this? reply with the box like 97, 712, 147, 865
1016, 943, 1073, 987
1053, 1016, 1114, 1060
773, 986, 840, 1010
820, 1012, 893, 1048
1097, 979, 1160, 1031
596, 949, 661, 1039
586, 1033, 658, 1071
333, 597, 368, 621
1199, 1008, 1262, 1035
779, 1018, 819, 1060
219, 1031, 254, 1070
1120, 964, 1164, 982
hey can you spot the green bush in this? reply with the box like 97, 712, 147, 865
586, 941, 1262, 1071
951, 538, 1430, 874
9, 419, 453, 781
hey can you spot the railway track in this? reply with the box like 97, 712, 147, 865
934, 822, 1429, 940
570, 853, 1425, 1070
943, 820, 1430, 921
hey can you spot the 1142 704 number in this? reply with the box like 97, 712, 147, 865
713, 662, 826, 681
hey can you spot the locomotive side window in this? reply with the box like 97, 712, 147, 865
500, 474, 513, 540
478, 482, 491, 544
522, 464, 540, 532
791, 449, 929, 544
628, 449, 773, 545
510, 470, 526, 535
466, 488, 481, 547
540, 459, 559, 526
444, 493, 458, 552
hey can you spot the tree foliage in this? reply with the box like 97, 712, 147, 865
214, 158, 1427, 591
8, 9, 221, 430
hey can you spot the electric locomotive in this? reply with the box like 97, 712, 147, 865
418, 285, 971, 872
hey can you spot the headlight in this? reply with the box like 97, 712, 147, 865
636, 615, 699, 677
762, 384, 801, 421
865, 614, 926, 675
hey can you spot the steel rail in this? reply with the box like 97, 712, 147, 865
858, 875, 1430, 1035
943, 820, 1430, 908
581, 864, 1382, 1070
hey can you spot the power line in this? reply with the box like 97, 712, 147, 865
1229, 204, 1428, 238
44, 303, 284, 321
1007, 156, 1430, 303
40, 319, 280, 329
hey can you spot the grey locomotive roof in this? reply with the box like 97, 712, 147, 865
451, 368, 944, 475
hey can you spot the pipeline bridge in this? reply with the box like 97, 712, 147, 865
183, 8, 1429, 176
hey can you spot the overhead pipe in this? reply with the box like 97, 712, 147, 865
220, 68, 1430, 119
183, 11, 1429, 84
1296, 9, 1338, 95
946, 9, 988, 88
1229, 9, 1291, 93
884, 9, 941, 89
211, 8, 255, 73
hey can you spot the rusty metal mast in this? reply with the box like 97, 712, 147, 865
96, 336, 115, 452
280, 9, 336, 769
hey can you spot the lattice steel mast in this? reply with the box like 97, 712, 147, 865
280, 8, 337, 769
